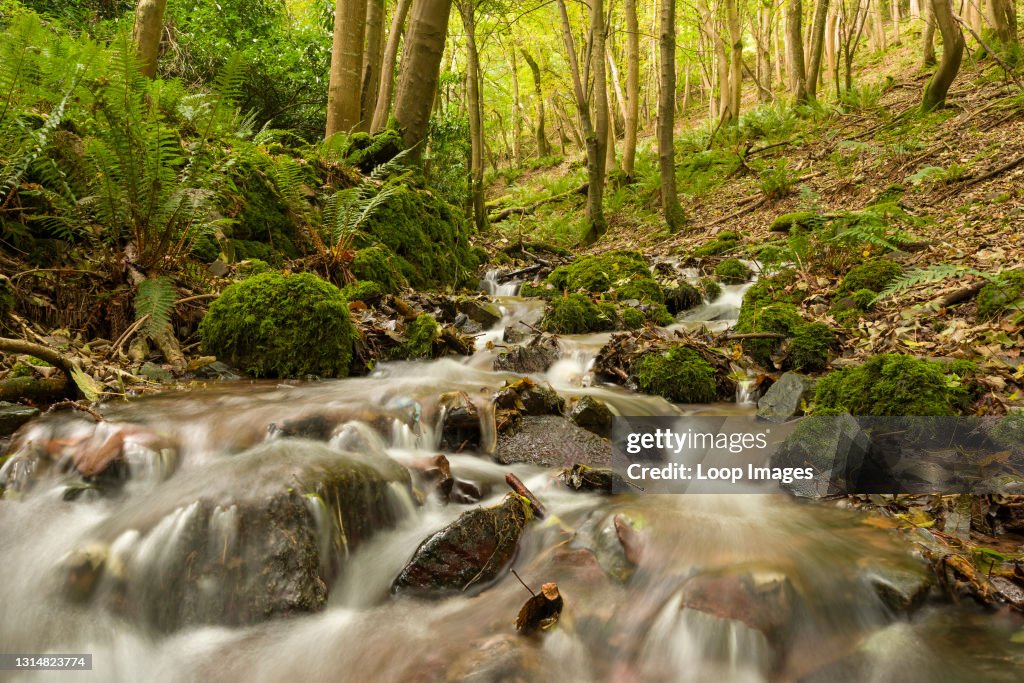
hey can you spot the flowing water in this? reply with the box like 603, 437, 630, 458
1, 286, 1022, 683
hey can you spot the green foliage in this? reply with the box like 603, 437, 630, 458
133, 276, 177, 340
394, 314, 439, 359
757, 159, 798, 200
633, 346, 718, 404
737, 302, 804, 367
837, 260, 904, 296
851, 289, 877, 309
875, 264, 984, 301
907, 164, 968, 186
814, 354, 972, 416
425, 106, 470, 206
620, 307, 646, 329
345, 130, 404, 173
715, 258, 752, 284
977, 270, 1024, 321
770, 211, 825, 233
692, 232, 741, 257
199, 272, 355, 378
737, 270, 804, 330
540, 294, 612, 334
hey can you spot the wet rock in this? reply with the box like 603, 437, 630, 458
0, 402, 39, 437
408, 454, 454, 501
771, 414, 871, 498
756, 373, 816, 423
61, 441, 411, 631
495, 416, 610, 468
568, 395, 614, 437
195, 361, 242, 381
451, 478, 488, 504
572, 512, 637, 582
445, 634, 540, 682
456, 297, 503, 328
560, 463, 623, 494
139, 361, 174, 382
680, 568, 797, 642
392, 492, 532, 596
493, 335, 559, 374
267, 414, 335, 441
493, 378, 564, 416
864, 561, 933, 612
439, 391, 482, 451
503, 325, 527, 344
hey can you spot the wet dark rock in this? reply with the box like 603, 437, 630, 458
0, 402, 39, 437
771, 414, 871, 498
680, 568, 797, 641
408, 454, 455, 501
439, 391, 482, 451
864, 561, 933, 612
267, 414, 335, 441
139, 362, 174, 382
451, 478, 488, 504
495, 416, 610, 468
392, 493, 531, 596
60, 441, 411, 631
571, 512, 637, 582
756, 373, 816, 423
456, 297, 503, 328
493, 378, 564, 416
195, 360, 242, 381
560, 463, 623, 494
568, 395, 614, 437
503, 325, 527, 344
493, 335, 559, 374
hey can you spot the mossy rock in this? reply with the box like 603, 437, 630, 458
345, 130, 403, 173
736, 302, 804, 367
620, 307, 646, 329
977, 270, 1024, 320
633, 346, 718, 404
693, 233, 741, 258
616, 277, 664, 304
837, 260, 903, 296
560, 251, 653, 293
519, 282, 557, 299
540, 294, 613, 334
770, 211, 824, 233
814, 354, 973, 416
199, 272, 356, 378
340, 280, 384, 304
715, 258, 752, 284
702, 279, 722, 302
787, 323, 836, 373
351, 246, 405, 293
393, 314, 439, 359
357, 185, 478, 289
664, 282, 703, 314
737, 269, 804, 330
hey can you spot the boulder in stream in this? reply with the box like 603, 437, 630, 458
495, 416, 610, 468
59, 440, 411, 631
770, 414, 871, 498
439, 391, 482, 451
392, 493, 532, 596
756, 372, 816, 423
493, 334, 559, 374
568, 395, 614, 437
456, 297, 503, 328
493, 377, 564, 416
0, 402, 40, 437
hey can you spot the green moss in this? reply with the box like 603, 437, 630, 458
616, 277, 664, 303
351, 246, 404, 293
229, 239, 276, 263
345, 129, 403, 173
715, 258, 752, 284
540, 294, 613, 334
770, 211, 824, 233
814, 354, 972, 416
633, 346, 718, 404
519, 282, 557, 299
702, 279, 722, 302
693, 232, 741, 257
470, 245, 489, 267
191, 233, 221, 263
546, 266, 570, 290
357, 185, 478, 289
560, 251, 652, 293
394, 314, 439, 359
340, 280, 384, 303
787, 323, 835, 372
977, 270, 1024, 320
737, 270, 803, 331
237, 259, 273, 277
837, 260, 903, 296
664, 282, 703, 313
648, 304, 675, 326
621, 307, 646, 329
199, 272, 356, 378
851, 289, 876, 310
737, 302, 804, 367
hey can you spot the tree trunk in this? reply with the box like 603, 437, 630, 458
521, 50, 552, 158
326, 0, 368, 137
890, 0, 902, 45
658, 0, 684, 231
392, 0, 453, 159
921, 0, 963, 111
590, 0, 610, 242
458, 0, 486, 231
922, 0, 937, 67
623, 0, 640, 178
555, 0, 606, 243
360, 0, 386, 132
785, 0, 808, 102
132, 0, 167, 79
985, 0, 1019, 48
370, 0, 413, 133
806, 0, 830, 99
509, 47, 523, 165
726, 0, 743, 121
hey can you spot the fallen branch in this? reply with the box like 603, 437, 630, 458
929, 281, 987, 309
0, 376, 68, 402
0, 337, 79, 379
46, 400, 104, 422
963, 152, 1024, 187
505, 472, 547, 519
497, 264, 542, 282
489, 183, 588, 222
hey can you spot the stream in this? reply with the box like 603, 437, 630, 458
1, 276, 1022, 682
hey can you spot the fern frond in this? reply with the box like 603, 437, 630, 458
134, 277, 177, 340
874, 265, 987, 302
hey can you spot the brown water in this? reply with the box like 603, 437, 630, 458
1, 293, 1022, 682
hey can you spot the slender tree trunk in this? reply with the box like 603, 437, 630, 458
623, 0, 640, 177
921, 0, 963, 111
509, 47, 523, 164
985, 0, 1019, 48
132, 0, 167, 79
392, 0, 453, 159
658, 0, 684, 231
521, 50, 552, 157
726, 0, 743, 121
870, 0, 888, 50
806, 0, 830, 98
785, 0, 808, 101
326, 0, 368, 137
890, 0, 902, 45
370, 0, 413, 133
922, 0, 938, 66
825, 3, 838, 86
458, 0, 486, 231
555, 0, 606, 242
360, 0, 386, 132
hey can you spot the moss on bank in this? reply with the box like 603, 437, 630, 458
633, 346, 718, 404
977, 270, 1024, 320
199, 272, 356, 378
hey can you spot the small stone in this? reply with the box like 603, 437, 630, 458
493, 335, 559, 374
439, 391, 481, 451
757, 372, 816, 423
0, 402, 40, 437
569, 395, 614, 437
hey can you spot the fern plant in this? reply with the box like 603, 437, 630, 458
875, 264, 986, 302
133, 276, 177, 340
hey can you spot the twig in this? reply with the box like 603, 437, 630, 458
109, 314, 150, 359
505, 472, 547, 519
510, 568, 536, 597
174, 293, 219, 306
963, 152, 1024, 186
46, 400, 104, 422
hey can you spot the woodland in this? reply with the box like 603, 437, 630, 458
1, 0, 1024, 678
